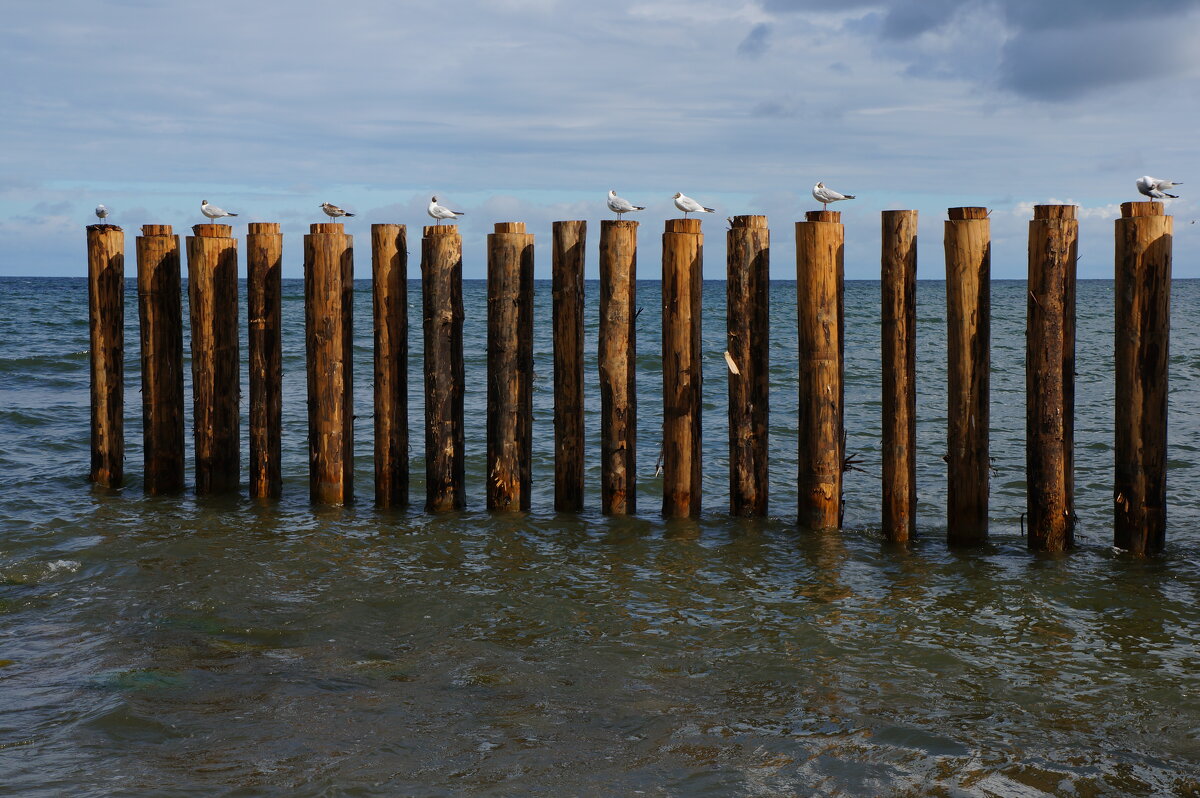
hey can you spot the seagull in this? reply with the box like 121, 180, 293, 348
607, 190, 645, 219
201, 200, 238, 221
1136, 176, 1181, 200
94, 204, 109, 223
320, 201, 355, 219
673, 192, 715, 218
812, 182, 855, 211
427, 196, 464, 225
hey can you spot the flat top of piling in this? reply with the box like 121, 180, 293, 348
140, 224, 174, 236
600, 219, 639, 229
371, 222, 406, 232
1033, 205, 1077, 220
730, 215, 767, 229
493, 222, 526, 234
948, 207, 989, 220
423, 224, 462, 237
803, 210, 841, 223
1121, 201, 1166, 217
192, 223, 233, 237
247, 222, 281, 234
86, 224, 123, 233
309, 222, 346, 234
664, 218, 702, 233
553, 220, 586, 229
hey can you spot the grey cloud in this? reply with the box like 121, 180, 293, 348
737, 23, 772, 58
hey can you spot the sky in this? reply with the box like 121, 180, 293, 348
1, 0, 1198, 279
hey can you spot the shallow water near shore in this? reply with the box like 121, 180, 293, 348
2, 276, 1199, 796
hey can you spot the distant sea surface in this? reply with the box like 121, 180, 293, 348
1, 276, 1199, 796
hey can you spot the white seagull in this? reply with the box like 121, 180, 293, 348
1136, 176, 1182, 200
201, 200, 238, 221
427, 196, 464, 224
320, 201, 355, 219
812, 182, 855, 211
673, 192, 715, 218
607, 190, 645, 219
94, 204, 109, 223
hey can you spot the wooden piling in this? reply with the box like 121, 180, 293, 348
1114, 201, 1171, 556
87, 224, 125, 489
304, 222, 354, 505
881, 210, 918, 542
726, 215, 769, 517
247, 222, 283, 500
373, 223, 408, 509
136, 225, 185, 494
186, 224, 240, 495
599, 220, 638, 515
945, 207, 990, 545
662, 217, 704, 518
422, 224, 465, 512
486, 222, 535, 511
552, 220, 586, 512
1027, 205, 1077, 551
795, 210, 844, 529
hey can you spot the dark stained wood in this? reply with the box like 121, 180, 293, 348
662, 217, 703, 518
945, 206, 990, 545
304, 222, 354, 505
372, 223, 409, 508
1026, 205, 1077, 551
881, 210, 917, 543
726, 215, 769, 517
1114, 201, 1171, 555
486, 222, 535, 510
795, 212, 844, 529
422, 224, 465, 512
552, 220, 586, 512
247, 222, 282, 500
136, 225, 185, 494
599, 220, 638, 515
87, 225, 124, 488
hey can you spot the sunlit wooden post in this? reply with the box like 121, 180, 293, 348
553, 220, 586, 512
881, 210, 917, 543
662, 217, 703, 518
726, 215, 769, 517
373, 223, 408, 508
247, 222, 283, 500
87, 223, 124, 488
136, 225, 185, 494
422, 224, 465, 511
599, 220, 638, 515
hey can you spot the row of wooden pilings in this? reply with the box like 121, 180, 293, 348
85, 202, 1171, 555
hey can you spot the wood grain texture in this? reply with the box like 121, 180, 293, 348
372, 223, 408, 508
552, 220, 586, 512
881, 210, 917, 543
247, 222, 282, 500
1114, 201, 1171, 556
87, 225, 125, 488
422, 225, 465, 512
944, 207, 990, 545
662, 218, 703, 518
304, 223, 354, 505
136, 225, 185, 494
599, 220, 638, 515
726, 215, 769, 517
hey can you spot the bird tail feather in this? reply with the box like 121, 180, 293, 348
844, 194, 856, 200
346, 212, 356, 217
1166, 192, 1179, 198
634, 205, 645, 210
703, 207, 715, 213
229, 212, 239, 216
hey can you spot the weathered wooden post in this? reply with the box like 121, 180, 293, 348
599, 220, 638, 515
795, 210, 844, 529
552, 220, 586, 512
662, 217, 704, 518
247, 222, 283, 500
486, 222, 535, 511
422, 224, 465, 512
304, 222, 354, 505
87, 224, 124, 488
945, 206, 990, 545
373, 223, 408, 508
881, 210, 918, 543
1114, 201, 1171, 556
186, 224, 240, 495
1027, 205, 1077, 552
726, 215, 769, 517
136, 225, 185, 494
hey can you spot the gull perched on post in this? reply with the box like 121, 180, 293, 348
427, 196, 464, 225
94, 204, 109, 223
201, 200, 238, 221
320, 202, 355, 219
607, 190, 644, 219
1136, 176, 1182, 200
812, 182, 855, 211
673, 192, 715, 218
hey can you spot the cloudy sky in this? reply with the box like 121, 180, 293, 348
2, 0, 1198, 278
